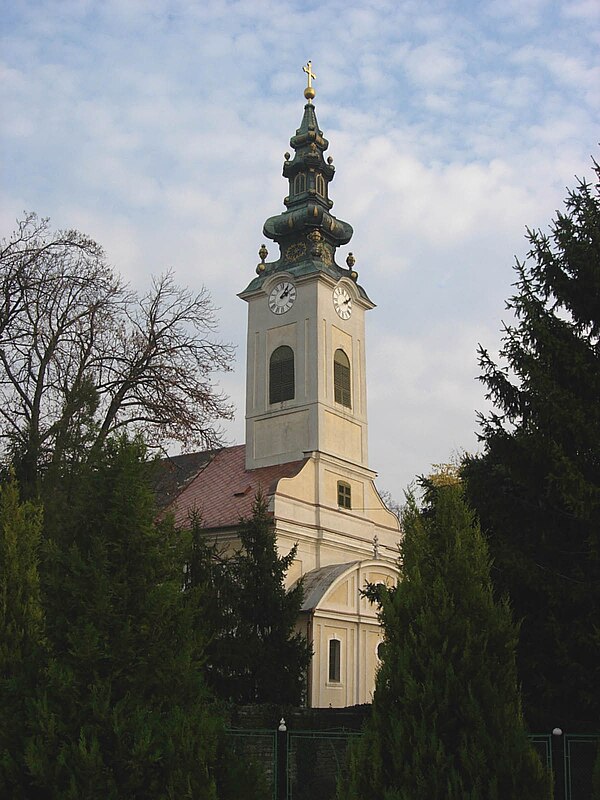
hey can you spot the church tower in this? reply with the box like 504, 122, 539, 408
239, 63, 373, 473
235, 68, 401, 707
160, 66, 401, 707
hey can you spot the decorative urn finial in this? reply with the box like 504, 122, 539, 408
256, 243, 268, 274
346, 252, 359, 281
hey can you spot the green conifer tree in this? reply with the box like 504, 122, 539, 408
192, 493, 311, 705
462, 159, 600, 729
24, 438, 225, 799
340, 480, 551, 800
0, 477, 45, 798
593, 742, 600, 800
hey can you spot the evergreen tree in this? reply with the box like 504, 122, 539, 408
190, 493, 311, 705
462, 160, 600, 729
23, 438, 226, 799
340, 479, 550, 800
0, 477, 45, 798
593, 743, 600, 800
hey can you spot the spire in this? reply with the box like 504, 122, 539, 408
243, 62, 360, 293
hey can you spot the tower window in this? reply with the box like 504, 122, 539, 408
293, 173, 306, 195
316, 173, 326, 197
334, 349, 351, 408
337, 481, 351, 509
269, 346, 295, 404
328, 639, 341, 683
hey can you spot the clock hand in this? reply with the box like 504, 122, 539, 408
280, 288, 290, 299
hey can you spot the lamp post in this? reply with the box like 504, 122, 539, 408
277, 718, 287, 800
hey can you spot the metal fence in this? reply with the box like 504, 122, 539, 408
226, 727, 599, 800
226, 725, 360, 800
287, 729, 361, 800
529, 732, 600, 799
563, 734, 599, 800
226, 728, 278, 800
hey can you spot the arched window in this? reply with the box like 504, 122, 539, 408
293, 173, 306, 195
337, 481, 351, 509
269, 346, 295, 404
316, 173, 326, 197
334, 349, 351, 408
328, 639, 341, 683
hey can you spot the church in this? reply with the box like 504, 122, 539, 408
158, 64, 401, 708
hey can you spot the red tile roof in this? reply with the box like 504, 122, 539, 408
166, 444, 306, 529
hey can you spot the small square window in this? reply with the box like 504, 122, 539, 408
337, 481, 351, 509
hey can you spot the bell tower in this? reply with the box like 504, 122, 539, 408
239, 64, 375, 472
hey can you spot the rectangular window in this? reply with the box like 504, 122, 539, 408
328, 639, 341, 683
337, 481, 351, 509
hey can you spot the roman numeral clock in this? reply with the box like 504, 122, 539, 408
268, 281, 297, 315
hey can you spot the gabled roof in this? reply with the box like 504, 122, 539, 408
160, 444, 306, 529
298, 559, 400, 613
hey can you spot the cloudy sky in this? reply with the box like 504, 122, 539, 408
2, 0, 599, 497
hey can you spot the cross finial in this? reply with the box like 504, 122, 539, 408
303, 60, 316, 102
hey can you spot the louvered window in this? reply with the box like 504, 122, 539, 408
334, 349, 351, 408
269, 346, 295, 404
293, 173, 306, 195
316, 173, 326, 197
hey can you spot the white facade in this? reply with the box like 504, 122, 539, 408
298, 560, 398, 708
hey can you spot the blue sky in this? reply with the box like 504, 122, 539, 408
2, 0, 599, 496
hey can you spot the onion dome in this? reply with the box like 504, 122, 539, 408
241, 63, 369, 302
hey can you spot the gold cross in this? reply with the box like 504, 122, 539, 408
303, 60, 316, 90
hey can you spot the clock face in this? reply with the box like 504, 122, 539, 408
333, 285, 352, 320
268, 281, 296, 315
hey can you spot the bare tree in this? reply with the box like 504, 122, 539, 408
377, 488, 403, 521
0, 214, 234, 490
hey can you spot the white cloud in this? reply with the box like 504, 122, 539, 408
561, 0, 600, 22
1, 0, 598, 493
403, 41, 465, 90
368, 323, 493, 493
484, 0, 550, 29
512, 45, 600, 99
